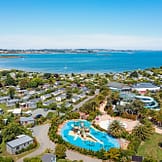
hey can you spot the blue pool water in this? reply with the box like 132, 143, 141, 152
61, 120, 120, 151
0, 51, 162, 73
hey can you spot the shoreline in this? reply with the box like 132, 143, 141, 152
0, 55, 24, 58
0, 66, 161, 75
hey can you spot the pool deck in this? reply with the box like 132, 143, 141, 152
95, 114, 139, 132
96, 100, 139, 132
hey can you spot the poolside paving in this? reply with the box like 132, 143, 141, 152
66, 150, 102, 162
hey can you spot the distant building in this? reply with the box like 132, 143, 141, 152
19, 101, 37, 110
71, 96, 80, 103
0, 96, 10, 104
132, 82, 160, 94
6, 135, 33, 154
40, 94, 51, 101
55, 93, 66, 102
7, 108, 22, 116
20, 116, 35, 125
108, 82, 131, 92
7, 99, 19, 107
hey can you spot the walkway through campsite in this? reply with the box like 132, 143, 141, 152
16, 124, 55, 162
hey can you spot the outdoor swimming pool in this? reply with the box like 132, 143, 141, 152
61, 120, 120, 151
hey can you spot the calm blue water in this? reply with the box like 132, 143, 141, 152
61, 120, 119, 151
0, 51, 162, 73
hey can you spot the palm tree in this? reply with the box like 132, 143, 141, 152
104, 148, 120, 161
90, 101, 98, 111
132, 123, 154, 141
108, 120, 126, 137
97, 94, 105, 103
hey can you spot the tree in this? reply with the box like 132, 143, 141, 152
28, 78, 43, 88
5, 74, 16, 86
2, 123, 30, 142
23, 157, 42, 162
132, 123, 154, 141
130, 71, 139, 78
104, 148, 120, 161
0, 156, 14, 162
19, 79, 29, 89
43, 73, 51, 79
55, 144, 67, 159
108, 120, 126, 137
0, 116, 4, 130
97, 94, 105, 103
8, 87, 16, 99
66, 112, 80, 120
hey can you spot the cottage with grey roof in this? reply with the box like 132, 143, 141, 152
6, 135, 33, 154
41, 153, 56, 162
20, 116, 35, 125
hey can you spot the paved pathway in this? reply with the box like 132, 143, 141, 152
73, 89, 99, 111
17, 124, 55, 162
66, 150, 101, 162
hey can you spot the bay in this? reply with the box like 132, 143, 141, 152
0, 51, 162, 73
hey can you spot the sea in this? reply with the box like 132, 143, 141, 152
0, 51, 162, 73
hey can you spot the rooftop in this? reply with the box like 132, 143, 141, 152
41, 153, 56, 162
132, 82, 159, 89
20, 116, 34, 122
108, 82, 130, 90
7, 135, 33, 148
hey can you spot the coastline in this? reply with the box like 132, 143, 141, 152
0, 68, 11, 71
0, 55, 24, 58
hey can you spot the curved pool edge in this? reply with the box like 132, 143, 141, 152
60, 119, 120, 151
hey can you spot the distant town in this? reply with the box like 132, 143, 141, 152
0, 49, 139, 54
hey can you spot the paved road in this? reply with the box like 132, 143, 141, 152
17, 124, 55, 162
73, 89, 99, 111
32, 109, 56, 118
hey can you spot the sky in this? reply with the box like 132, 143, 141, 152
0, 0, 162, 49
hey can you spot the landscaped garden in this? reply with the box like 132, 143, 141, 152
137, 133, 162, 161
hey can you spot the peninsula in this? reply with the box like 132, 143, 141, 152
0, 49, 136, 54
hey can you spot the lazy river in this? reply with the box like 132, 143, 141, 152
61, 120, 120, 151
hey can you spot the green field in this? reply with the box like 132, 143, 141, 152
137, 133, 162, 161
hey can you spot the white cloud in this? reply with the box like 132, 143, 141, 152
0, 34, 162, 50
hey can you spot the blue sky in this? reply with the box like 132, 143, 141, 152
0, 0, 162, 49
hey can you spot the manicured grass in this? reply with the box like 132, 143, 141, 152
137, 133, 162, 161
0, 104, 8, 111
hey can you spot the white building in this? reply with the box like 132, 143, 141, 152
132, 82, 160, 94
55, 94, 66, 102
40, 94, 51, 101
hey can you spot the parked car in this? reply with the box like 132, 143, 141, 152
34, 114, 43, 119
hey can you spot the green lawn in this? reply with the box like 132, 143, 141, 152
137, 133, 162, 161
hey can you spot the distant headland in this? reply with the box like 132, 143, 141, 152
0, 49, 139, 54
